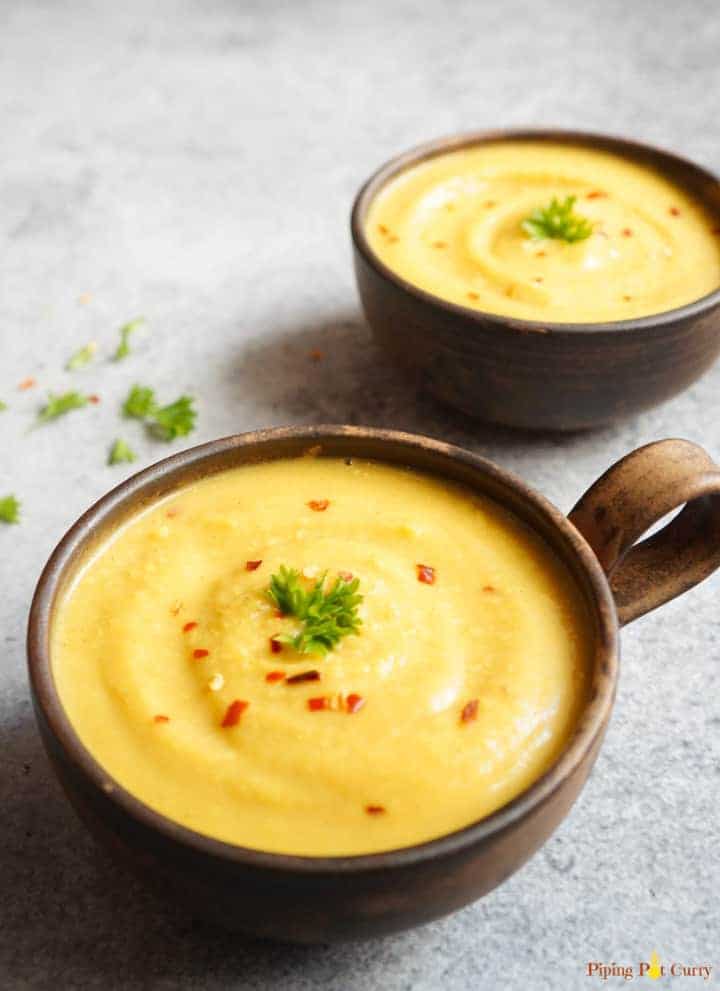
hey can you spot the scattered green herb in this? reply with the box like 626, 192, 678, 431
123, 384, 157, 420
113, 318, 145, 361
150, 396, 197, 440
121, 384, 197, 442
0, 495, 20, 524
521, 195, 594, 243
66, 341, 97, 371
267, 567, 363, 655
108, 438, 137, 465
0, 400, 7, 412
37, 391, 89, 424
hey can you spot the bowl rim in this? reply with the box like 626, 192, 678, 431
350, 126, 720, 334
28, 424, 619, 874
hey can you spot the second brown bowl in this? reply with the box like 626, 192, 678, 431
351, 129, 720, 431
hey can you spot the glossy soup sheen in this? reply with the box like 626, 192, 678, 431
52, 456, 593, 856
366, 141, 720, 323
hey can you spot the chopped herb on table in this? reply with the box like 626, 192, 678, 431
123, 384, 156, 420
122, 384, 197, 441
0, 400, 7, 412
267, 566, 363, 656
0, 495, 20, 524
66, 341, 97, 371
522, 195, 594, 243
37, 391, 89, 424
150, 396, 196, 440
113, 318, 145, 361
108, 438, 137, 465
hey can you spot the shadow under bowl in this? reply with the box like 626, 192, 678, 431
351, 128, 720, 431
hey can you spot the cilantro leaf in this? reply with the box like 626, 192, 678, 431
113, 318, 145, 361
150, 396, 197, 440
522, 195, 594, 243
66, 341, 97, 371
122, 385, 157, 420
37, 391, 89, 424
108, 438, 137, 466
268, 567, 363, 656
0, 495, 20, 524
121, 384, 197, 442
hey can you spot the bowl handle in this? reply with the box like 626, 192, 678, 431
568, 439, 720, 626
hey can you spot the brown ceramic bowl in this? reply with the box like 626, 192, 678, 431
27, 426, 720, 941
351, 129, 720, 430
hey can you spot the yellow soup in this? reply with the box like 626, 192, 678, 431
367, 141, 720, 323
52, 457, 592, 856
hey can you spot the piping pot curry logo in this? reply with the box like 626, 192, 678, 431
586, 951, 713, 982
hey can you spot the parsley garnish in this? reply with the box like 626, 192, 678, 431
122, 384, 197, 441
268, 567, 363, 655
150, 396, 196, 440
0, 495, 20, 524
108, 438, 137, 465
37, 391, 89, 424
66, 341, 97, 371
522, 195, 594, 243
0, 400, 7, 412
123, 384, 156, 420
114, 318, 145, 361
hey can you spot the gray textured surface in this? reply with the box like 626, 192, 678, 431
2, 0, 719, 988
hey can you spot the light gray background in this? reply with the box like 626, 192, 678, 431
2, 1, 719, 988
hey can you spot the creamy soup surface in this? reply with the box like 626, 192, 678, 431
52, 456, 593, 856
366, 141, 720, 322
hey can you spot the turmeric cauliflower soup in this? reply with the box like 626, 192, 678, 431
367, 141, 720, 323
52, 457, 592, 856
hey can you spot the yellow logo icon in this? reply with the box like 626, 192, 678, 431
647, 951, 662, 980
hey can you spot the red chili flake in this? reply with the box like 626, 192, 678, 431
270, 637, 283, 654
461, 699, 479, 724
245, 560, 262, 571
265, 670, 286, 683
623, 294, 633, 302
18, 377, 36, 391
286, 669, 320, 685
482, 585, 496, 593
183, 621, 198, 633
308, 499, 330, 512
193, 648, 209, 660
166, 507, 180, 518
417, 564, 435, 585
221, 699, 249, 727
307, 696, 329, 711
346, 693, 365, 714
365, 805, 386, 815
338, 570, 354, 582
378, 224, 389, 235
586, 190, 607, 199
87, 394, 100, 404
621, 228, 633, 237
153, 714, 170, 724
535, 250, 547, 258
274, 609, 285, 619
309, 349, 324, 362
466, 291, 480, 301
669, 206, 681, 216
